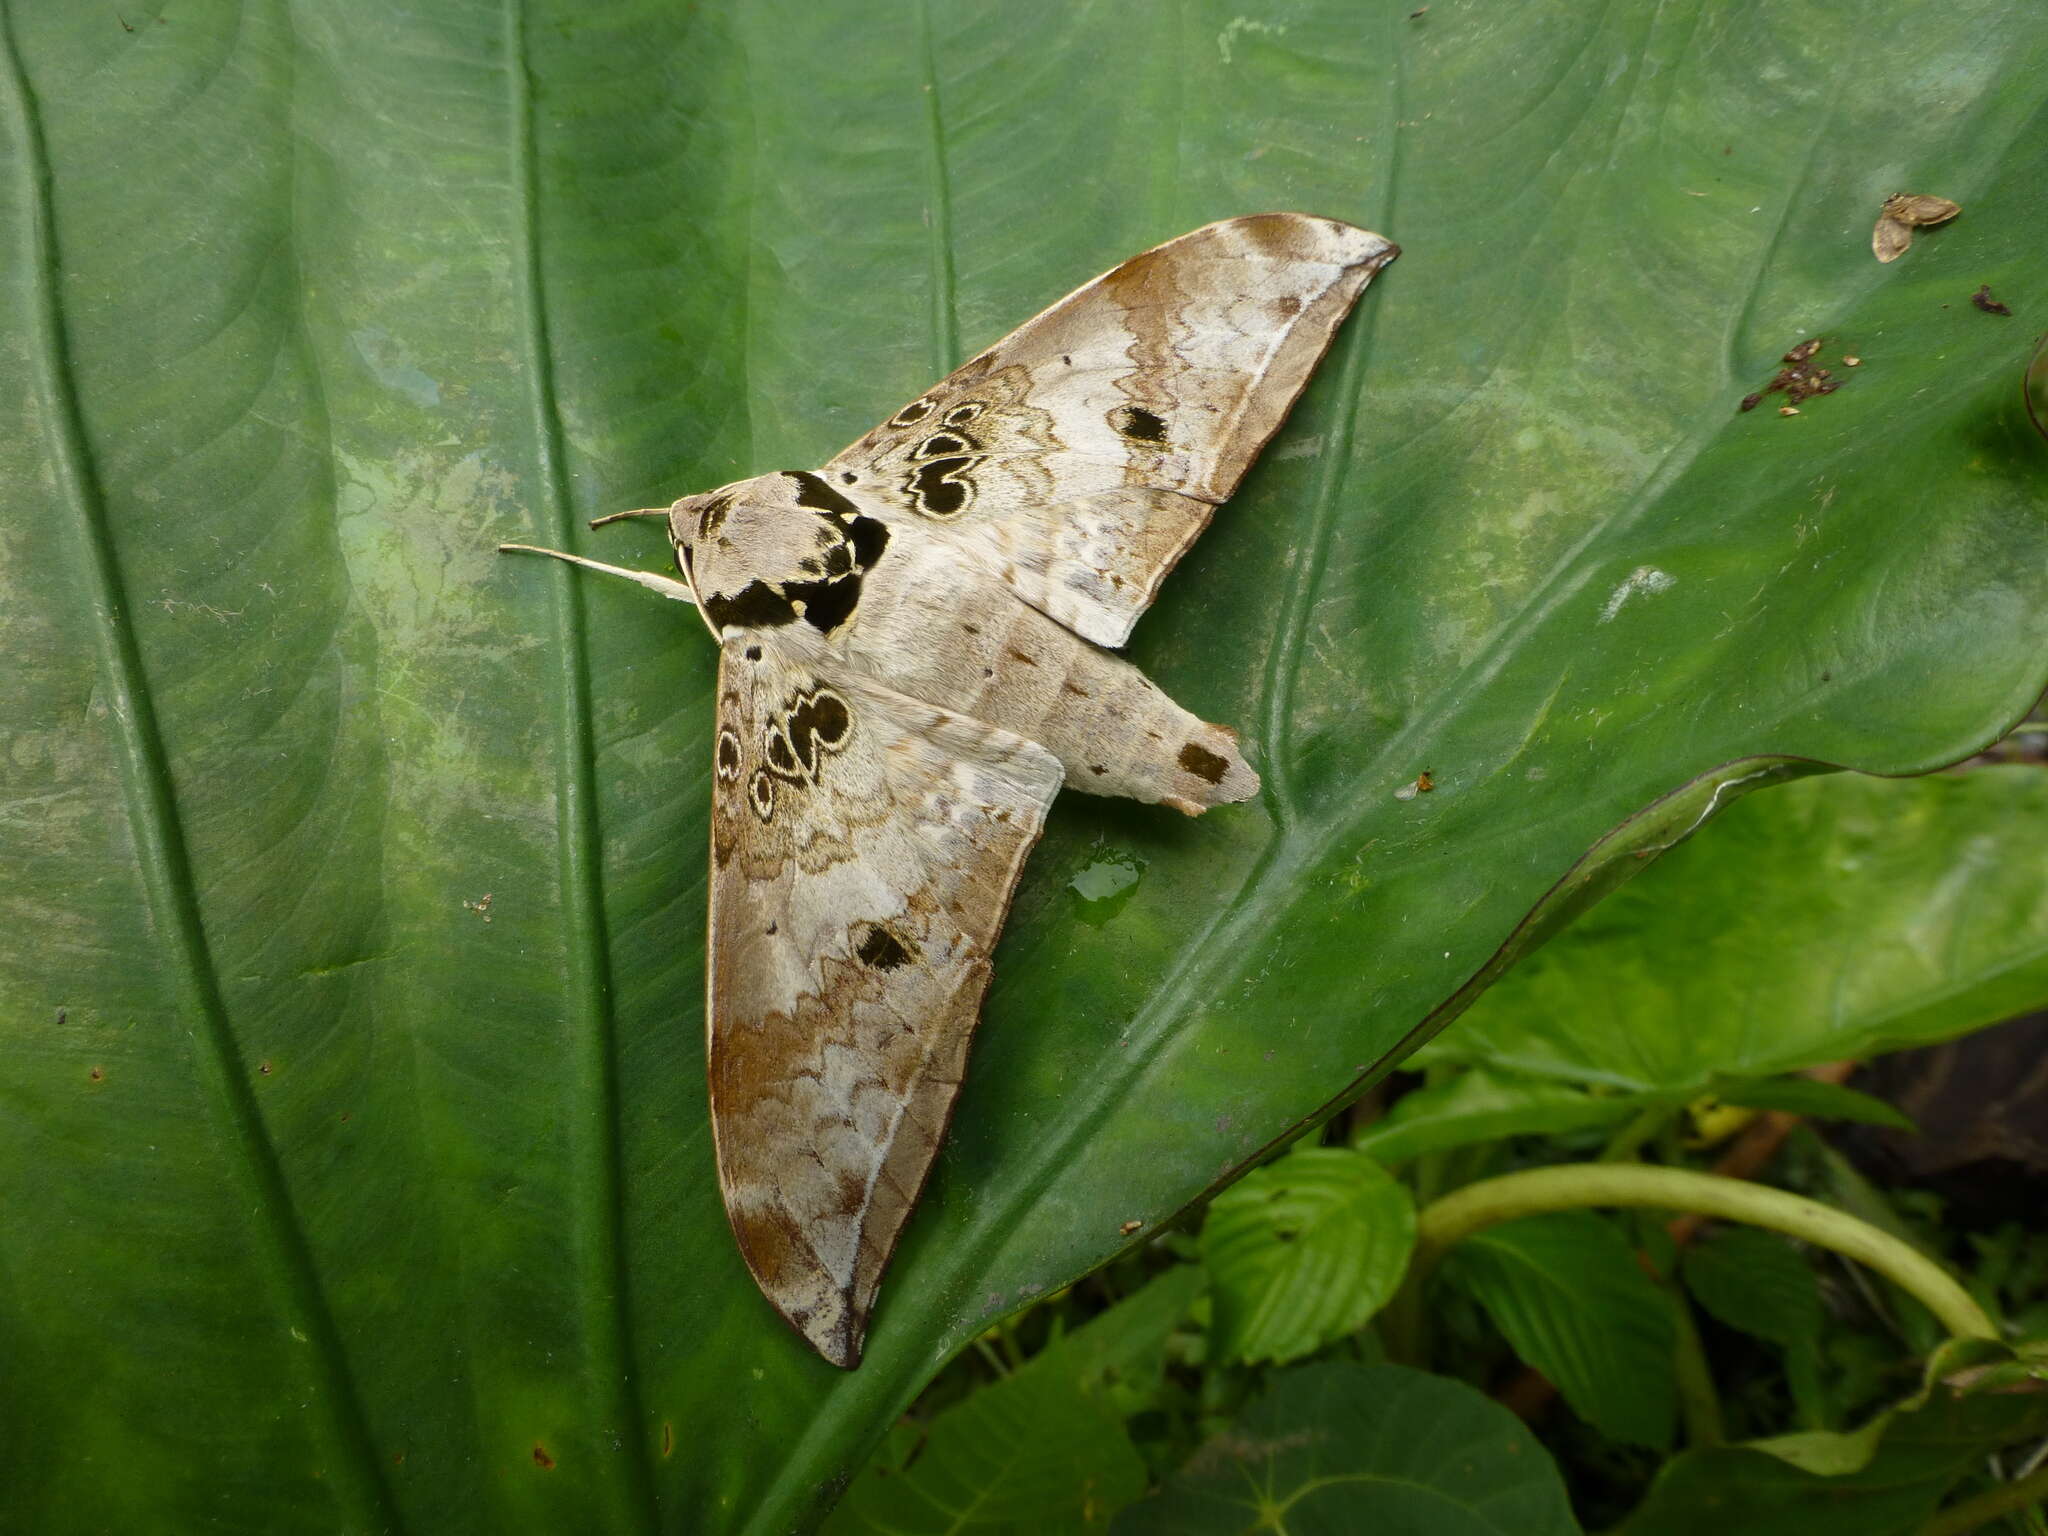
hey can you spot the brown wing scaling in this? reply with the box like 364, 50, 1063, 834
826, 213, 1398, 646
705, 638, 1063, 1365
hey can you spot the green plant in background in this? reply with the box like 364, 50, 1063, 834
831, 769, 2048, 1533
2, 2, 2044, 1533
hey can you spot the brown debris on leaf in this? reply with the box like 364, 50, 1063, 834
1740, 337, 1844, 413
1872, 193, 1961, 263
1971, 284, 2013, 317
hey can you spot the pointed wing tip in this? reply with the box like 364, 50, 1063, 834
791, 1292, 868, 1370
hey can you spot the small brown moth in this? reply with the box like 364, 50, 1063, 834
504, 214, 1398, 1367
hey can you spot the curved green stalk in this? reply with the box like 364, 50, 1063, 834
1382, 1165, 1996, 1364
1917, 1461, 2048, 1536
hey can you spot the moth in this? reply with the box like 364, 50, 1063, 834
504, 213, 1398, 1367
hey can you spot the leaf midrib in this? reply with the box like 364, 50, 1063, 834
0, 4, 395, 1528
502, 1, 658, 1528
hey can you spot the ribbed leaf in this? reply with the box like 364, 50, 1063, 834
1442, 1213, 1678, 1450
4, 3, 2046, 1532
1202, 1147, 1416, 1364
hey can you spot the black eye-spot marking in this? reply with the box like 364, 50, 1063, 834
748, 769, 775, 821
1109, 404, 1169, 444
915, 430, 979, 459
892, 398, 936, 427
790, 688, 851, 752
906, 456, 977, 518
715, 727, 743, 782
785, 688, 850, 777
744, 645, 762, 661
841, 471, 857, 484
852, 922, 917, 972
763, 686, 853, 783
944, 402, 985, 427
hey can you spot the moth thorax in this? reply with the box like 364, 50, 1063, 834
684, 471, 890, 637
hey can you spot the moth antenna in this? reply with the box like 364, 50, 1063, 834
588, 505, 673, 530
498, 543, 699, 606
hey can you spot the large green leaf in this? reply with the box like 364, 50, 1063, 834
1112, 1362, 1583, 1536
3, 3, 2045, 1534
1424, 766, 2048, 1092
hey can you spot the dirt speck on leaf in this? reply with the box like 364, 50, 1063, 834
1971, 284, 2013, 317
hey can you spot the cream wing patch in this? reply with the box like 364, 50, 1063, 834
826, 213, 1398, 646
705, 637, 1063, 1367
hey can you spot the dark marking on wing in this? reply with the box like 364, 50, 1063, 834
1179, 742, 1230, 784
1109, 404, 1169, 444
715, 727, 743, 781
707, 581, 798, 630
853, 923, 917, 972
787, 687, 852, 767
846, 515, 890, 570
785, 470, 861, 517
906, 456, 977, 517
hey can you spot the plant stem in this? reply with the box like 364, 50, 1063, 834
1666, 1283, 1725, 1447
1407, 1165, 1997, 1344
1597, 1104, 1673, 1163
1916, 1462, 2048, 1536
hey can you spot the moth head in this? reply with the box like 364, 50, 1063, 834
670, 472, 891, 638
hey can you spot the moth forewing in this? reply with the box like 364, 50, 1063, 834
704, 640, 1062, 1367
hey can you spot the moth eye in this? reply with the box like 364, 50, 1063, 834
748, 769, 776, 822
943, 402, 985, 426
892, 398, 936, 427
1108, 404, 1169, 444
715, 727, 743, 782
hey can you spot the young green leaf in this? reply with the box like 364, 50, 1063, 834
1706, 1076, 1916, 1131
1682, 1227, 1824, 1351
1357, 1066, 1651, 1165
1441, 1212, 1678, 1449
1201, 1148, 1416, 1365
